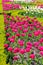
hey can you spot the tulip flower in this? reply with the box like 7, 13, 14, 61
4, 44, 8, 48
30, 54, 35, 59
8, 47, 13, 52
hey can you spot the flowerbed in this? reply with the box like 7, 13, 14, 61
18, 11, 43, 18
4, 13, 43, 65
2, 0, 11, 2
2, 0, 22, 10
2, 3, 21, 10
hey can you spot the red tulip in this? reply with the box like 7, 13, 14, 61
30, 54, 35, 59
12, 29, 18, 33
19, 26, 23, 30
40, 26, 43, 30
27, 42, 32, 46
24, 24, 28, 28
34, 30, 41, 36
21, 33, 26, 37
4, 44, 8, 48
27, 17, 30, 21
10, 38, 14, 43
16, 33, 20, 37
13, 47, 20, 53
30, 26, 33, 30
28, 33, 32, 37
39, 51, 43, 56
36, 25, 40, 28
26, 42, 32, 49
38, 46, 43, 51
13, 56, 19, 60
6, 33, 10, 36
12, 36, 15, 39
18, 39, 24, 46
8, 47, 13, 52
34, 42, 40, 48
40, 32, 43, 36
39, 38, 43, 43
20, 49, 25, 54
23, 29, 28, 33
25, 48, 30, 52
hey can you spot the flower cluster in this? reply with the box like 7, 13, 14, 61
4, 14, 43, 65
2, 0, 10, 2
38, 4, 43, 8
2, 0, 21, 10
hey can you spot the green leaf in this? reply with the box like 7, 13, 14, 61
9, 57, 13, 65
6, 55, 10, 64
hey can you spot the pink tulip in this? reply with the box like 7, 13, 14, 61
27, 42, 32, 46
20, 49, 25, 54
13, 56, 19, 60
30, 54, 35, 59
6, 33, 10, 36
23, 29, 28, 33
25, 48, 30, 52
28, 33, 32, 37
24, 24, 28, 28
40, 26, 43, 30
8, 47, 13, 52
39, 38, 43, 43
18, 39, 24, 46
16, 33, 20, 37
34, 30, 41, 36
40, 32, 43, 36
12, 29, 18, 33
26, 42, 32, 49
39, 51, 43, 56
4, 44, 8, 48
12, 36, 15, 39
38, 46, 43, 51
36, 25, 40, 28
30, 26, 34, 30
27, 17, 30, 21
26, 45, 32, 49
34, 42, 40, 48
8, 37, 14, 43
13, 48, 20, 53
19, 26, 23, 30
21, 33, 26, 37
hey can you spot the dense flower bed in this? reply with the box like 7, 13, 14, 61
2, 0, 11, 2
2, 0, 22, 10
2, 3, 21, 10
4, 13, 43, 65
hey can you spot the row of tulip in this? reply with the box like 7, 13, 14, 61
2, 0, 22, 10
19, 10, 43, 18
4, 13, 43, 65
2, 3, 21, 10
2, 0, 11, 2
